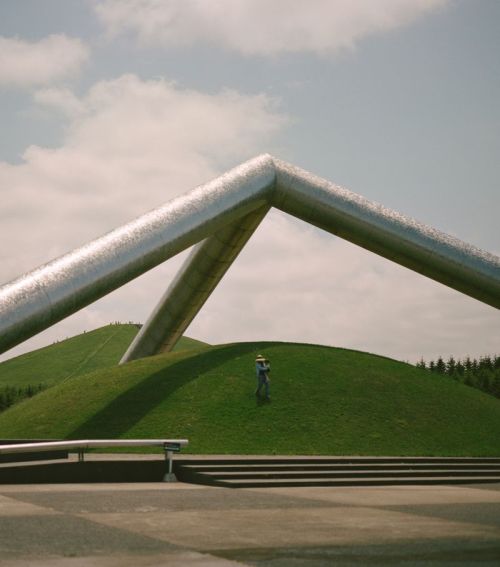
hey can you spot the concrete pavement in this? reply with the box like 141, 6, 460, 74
0, 481, 499, 566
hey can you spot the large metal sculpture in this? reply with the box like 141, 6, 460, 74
0, 154, 498, 361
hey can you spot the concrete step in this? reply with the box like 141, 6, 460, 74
175, 457, 500, 488
198, 468, 500, 481
180, 463, 500, 473
217, 476, 500, 488
179, 457, 500, 466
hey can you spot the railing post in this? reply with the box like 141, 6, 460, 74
163, 442, 180, 482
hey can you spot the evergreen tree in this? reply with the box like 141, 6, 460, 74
476, 369, 489, 394
492, 371, 500, 399
416, 358, 426, 370
435, 356, 446, 374
479, 355, 493, 372
418, 353, 499, 400
464, 372, 477, 388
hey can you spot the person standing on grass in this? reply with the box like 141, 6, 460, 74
255, 354, 271, 400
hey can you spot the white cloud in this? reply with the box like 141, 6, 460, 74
94, 0, 449, 55
1, 72, 498, 364
0, 74, 285, 275
34, 88, 85, 116
0, 34, 89, 87
0, 74, 285, 354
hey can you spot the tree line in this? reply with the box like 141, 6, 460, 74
0, 384, 45, 413
416, 355, 500, 399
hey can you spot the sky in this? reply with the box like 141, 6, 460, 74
0, 0, 498, 363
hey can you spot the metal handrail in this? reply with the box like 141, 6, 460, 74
0, 439, 188, 455
0, 439, 189, 482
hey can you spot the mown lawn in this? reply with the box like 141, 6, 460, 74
0, 341, 498, 456
0, 324, 207, 388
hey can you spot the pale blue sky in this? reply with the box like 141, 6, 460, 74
0, 0, 498, 361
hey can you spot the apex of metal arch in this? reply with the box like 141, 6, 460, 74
0, 153, 499, 359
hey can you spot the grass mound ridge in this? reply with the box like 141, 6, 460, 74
0, 325, 208, 388
0, 342, 498, 456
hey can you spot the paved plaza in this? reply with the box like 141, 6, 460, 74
0, 480, 499, 566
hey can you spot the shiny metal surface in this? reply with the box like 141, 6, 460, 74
272, 159, 500, 309
0, 439, 189, 455
120, 206, 269, 363
0, 154, 275, 354
0, 153, 498, 358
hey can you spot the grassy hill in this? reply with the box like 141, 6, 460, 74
0, 341, 498, 456
0, 324, 208, 388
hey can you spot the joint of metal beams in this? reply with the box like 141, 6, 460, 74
120, 205, 269, 363
0, 153, 498, 359
0, 155, 275, 355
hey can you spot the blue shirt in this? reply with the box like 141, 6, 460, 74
256, 361, 270, 377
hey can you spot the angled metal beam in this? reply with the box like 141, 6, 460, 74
0, 153, 498, 358
120, 205, 269, 363
272, 159, 500, 309
0, 155, 275, 355
124, 160, 498, 362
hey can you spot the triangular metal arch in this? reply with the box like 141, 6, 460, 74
0, 154, 498, 358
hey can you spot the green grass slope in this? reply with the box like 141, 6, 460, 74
0, 342, 498, 456
0, 325, 208, 388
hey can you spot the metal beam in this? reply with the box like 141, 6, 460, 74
120, 205, 269, 363
273, 159, 500, 309
0, 155, 275, 354
0, 154, 498, 358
